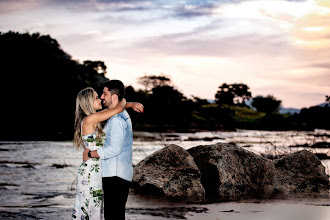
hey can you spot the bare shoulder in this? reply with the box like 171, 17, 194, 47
82, 115, 96, 134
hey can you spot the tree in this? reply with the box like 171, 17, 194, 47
83, 60, 107, 76
147, 85, 195, 128
215, 83, 251, 105
192, 96, 209, 105
151, 85, 185, 104
326, 95, 330, 103
215, 83, 234, 105
137, 73, 171, 92
293, 105, 330, 130
0, 31, 109, 140
232, 83, 252, 104
252, 95, 281, 113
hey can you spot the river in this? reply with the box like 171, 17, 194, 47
0, 129, 329, 219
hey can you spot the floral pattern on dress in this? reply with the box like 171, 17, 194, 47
72, 132, 105, 220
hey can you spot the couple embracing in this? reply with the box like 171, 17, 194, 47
72, 80, 144, 220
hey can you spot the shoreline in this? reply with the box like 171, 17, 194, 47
126, 193, 330, 220
1, 128, 329, 142
1, 194, 329, 220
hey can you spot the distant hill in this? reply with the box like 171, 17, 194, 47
279, 107, 300, 115
244, 99, 300, 115
317, 102, 330, 107
244, 99, 256, 110
277, 102, 329, 115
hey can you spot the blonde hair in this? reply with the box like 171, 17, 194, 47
73, 87, 103, 149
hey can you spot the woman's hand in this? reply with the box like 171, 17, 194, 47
128, 102, 144, 113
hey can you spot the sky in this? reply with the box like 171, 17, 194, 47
1, 0, 329, 108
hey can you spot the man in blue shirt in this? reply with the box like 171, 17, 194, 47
84, 80, 133, 220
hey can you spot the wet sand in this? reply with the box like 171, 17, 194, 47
1, 192, 328, 220
125, 194, 330, 220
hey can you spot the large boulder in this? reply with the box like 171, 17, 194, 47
187, 143, 275, 202
132, 144, 205, 203
273, 150, 329, 198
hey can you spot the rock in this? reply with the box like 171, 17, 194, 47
187, 143, 275, 202
132, 144, 205, 203
133, 144, 329, 203
273, 150, 329, 198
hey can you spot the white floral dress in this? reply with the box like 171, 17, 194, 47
72, 131, 104, 220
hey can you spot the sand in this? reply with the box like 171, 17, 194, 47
126, 194, 330, 220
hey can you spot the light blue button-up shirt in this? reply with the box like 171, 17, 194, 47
97, 110, 133, 182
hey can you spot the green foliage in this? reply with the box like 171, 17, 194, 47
192, 96, 209, 105
215, 83, 251, 105
0, 31, 108, 140
137, 73, 171, 93
252, 95, 281, 114
127, 74, 237, 131
145, 85, 195, 131
83, 60, 107, 76
231, 106, 266, 122
290, 106, 330, 130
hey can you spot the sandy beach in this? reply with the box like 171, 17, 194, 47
126, 194, 330, 220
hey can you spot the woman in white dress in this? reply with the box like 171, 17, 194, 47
72, 87, 143, 220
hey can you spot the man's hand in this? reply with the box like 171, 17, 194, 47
83, 148, 90, 162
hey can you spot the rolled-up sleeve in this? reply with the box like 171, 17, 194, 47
97, 117, 126, 159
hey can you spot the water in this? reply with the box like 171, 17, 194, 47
133, 129, 330, 172
0, 130, 329, 219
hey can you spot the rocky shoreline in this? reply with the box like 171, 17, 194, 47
132, 143, 329, 203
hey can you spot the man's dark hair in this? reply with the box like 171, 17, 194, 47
104, 80, 125, 101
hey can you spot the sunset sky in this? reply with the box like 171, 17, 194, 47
1, 0, 329, 108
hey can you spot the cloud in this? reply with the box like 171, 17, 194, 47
0, 0, 251, 15
0, 0, 151, 13
0, 0, 42, 13
131, 23, 292, 59
172, 4, 218, 18
308, 62, 330, 69
1, 0, 328, 108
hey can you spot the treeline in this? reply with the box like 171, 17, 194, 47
125, 75, 237, 132
1, 31, 108, 140
124, 75, 330, 132
0, 31, 329, 140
